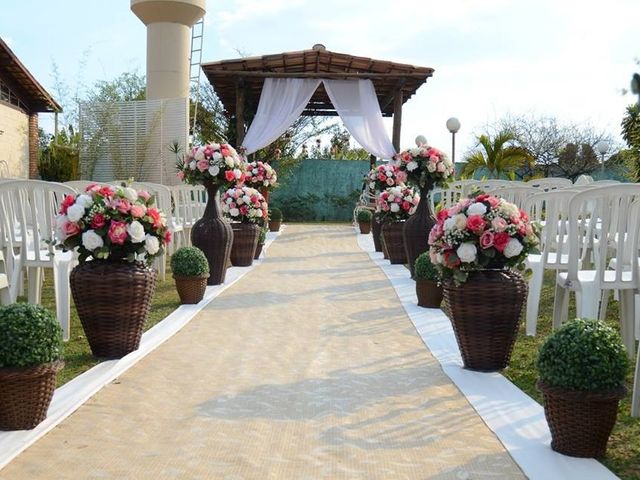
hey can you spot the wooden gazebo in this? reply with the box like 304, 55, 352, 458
201, 45, 434, 151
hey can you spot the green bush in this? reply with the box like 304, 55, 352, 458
269, 207, 283, 221
39, 144, 80, 182
356, 209, 372, 222
258, 225, 268, 244
537, 318, 629, 391
0, 304, 63, 368
415, 252, 440, 281
170, 247, 210, 277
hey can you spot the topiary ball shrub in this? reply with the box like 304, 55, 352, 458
537, 319, 629, 391
414, 252, 440, 282
269, 207, 283, 221
171, 246, 210, 277
356, 209, 372, 223
0, 304, 63, 368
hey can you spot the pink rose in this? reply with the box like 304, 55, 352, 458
130, 204, 146, 218
480, 231, 495, 249
466, 215, 486, 234
491, 217, 507, 232
493, 232, 510, 252
402, 201, 411, 211
396, 171, 407, 184
115, 199, 131, 214
164, 230, 172, 245
436, 162, 445, 172
239, 205, 249, 215
90, 213, 106, 229
63, 221, 81, 237
225, 170, 236, 182
197, 159, 209, 172
147, 208, 162, 228
177, 171, 185, 181
428, 223, 443, 244
486, 196, 500, 208
138, 190, 151, 202
108, 221, 128, 245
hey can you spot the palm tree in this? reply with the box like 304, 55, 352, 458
461, 130, 533, 179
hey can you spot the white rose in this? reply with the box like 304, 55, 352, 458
407, 161, 419, 172
426, 162, 436, 173
76, 194, 93, 208
189, 160, 197, 170
444, 217, 456, 231
211, 143, 220, 150
454, 214, 467, 230
144, 234, 160, 255
233, 169, 242, 179
390, 203, 400, 213
467, 202, 487, 216
82, 230, 104, 251
255, 209, 263, 218
504, 238, 524, 258
208, 165, 220, 177
127, 221, 146, 243
229, 208, 240, 217
225, 156, 235, 168
54, 215, 68, 241
67, 203, 85, 223
225, 197, 233, 204
242, 195, 251, 204
457, 242, 477, 263
500, 202, 519, 217
194, 148, 205, 161
212, 151, 222, 160
123, 187, 138, 202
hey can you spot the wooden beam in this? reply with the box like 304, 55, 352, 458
235, 78, 246, 146
381, 79, 406, 111
205, 70, 432, 79
392, 87, 403, 151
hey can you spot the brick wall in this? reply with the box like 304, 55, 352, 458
28, 112, 38, 179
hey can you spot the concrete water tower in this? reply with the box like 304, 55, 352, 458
131, 0, 206, 100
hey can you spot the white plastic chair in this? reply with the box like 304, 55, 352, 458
429, 180, 472, 212
463, 179, 515, 196
526, 177, 572, 191
523, 190, 579, 335
64, 180, 100, 193
592, 180, 621, 186
0, 272, 9, 305
0, 180, 77, 340
552, 185, 640, 358
486, 185, 540, 210
0, 160, 9, 178
170, 184, 206, 245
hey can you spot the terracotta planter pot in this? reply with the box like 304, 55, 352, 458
71, 261, 157, 358
269, 220, 281, 232
537, 381, 626, 458
191, 180, 233, 285
416, 279, 443, 308
358, 220, 371, 234
230, 223, 260, 267
382, 221, 407, 264
0, 361, 64, 430
443, 270, 527, 371
174, 274, 209, 304
371, 216, 384, 252
404, 181, 435, 278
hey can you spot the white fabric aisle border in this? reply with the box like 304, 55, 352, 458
0, 227, 285, 472
355, 231, 619, 480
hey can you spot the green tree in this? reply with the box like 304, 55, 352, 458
621, 104, 640, 180
556, 143, 600, 181
461, 130, 533, 179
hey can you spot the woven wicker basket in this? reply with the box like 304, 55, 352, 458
254, 241, 264, 259
443, 269, 527, 371
231, 223, 260, 267
0, 360, 64, 430
382, 221, 407, 264
371, 217, 383, 252
71, 261, 157, 358
358, 221, 372, 234
174, 274, 209, 304
538, 381, 626, 458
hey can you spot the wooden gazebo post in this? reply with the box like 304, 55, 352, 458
235, 78, 246, 146
392, 87, 403, 152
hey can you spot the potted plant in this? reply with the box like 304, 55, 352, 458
429, 193, 540, 371
0, 303, 64, 430
221, 185, 268, 267
254, 224, 268, 259
244, 160, 278, 202
177, 143, 247, 285
537, 319, 628, 458
269, 207, 283, 232
394, 144, 455, 276
366, 164, 406, 253
356, 209, 373, 234
414, 252, 443, 307
376, 185, 420, 264
55, 183, 171, 358
171, 246, 210, 304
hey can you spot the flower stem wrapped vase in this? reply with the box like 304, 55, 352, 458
429, 193, 541, 371
403, 181, 435, 277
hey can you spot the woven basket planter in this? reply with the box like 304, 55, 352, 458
382, 221, 407, 264
371, 217, 384, 252
416, 279, 443, 308
230, 223, 260, 267
174, 274, 209, 304
254, 241, 264, 259
358, 220, 371, 234
538, 381, 626, 458
71, 261, 157, 359
443, 270, 527, 371
0, 360, 64, 430
269, 220, 281, 232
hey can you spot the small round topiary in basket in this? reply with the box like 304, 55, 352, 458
171, 246, 210, 304
536, 318, 629, 458
356, 209, 373, 234
414, 252, 443, 308
269, 207, 283, 232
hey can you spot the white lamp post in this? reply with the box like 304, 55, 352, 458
596, 140, 609, 174
446, 117, 461, 163
415, 135, 427, 147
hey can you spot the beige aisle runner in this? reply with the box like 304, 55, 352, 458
0, 225, 524, 480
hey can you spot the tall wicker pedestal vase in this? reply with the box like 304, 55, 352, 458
382, 221, 407, 264
371, 215, 384, 252
191, 181, 233, 285
230, 223, 260, 267
443, 270, 527, 371
71, 262, 157, 358
403, 182, 434, 278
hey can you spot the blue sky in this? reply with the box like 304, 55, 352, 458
1, 0, 639, 157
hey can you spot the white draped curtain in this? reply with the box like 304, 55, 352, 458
241, 78, 397, 159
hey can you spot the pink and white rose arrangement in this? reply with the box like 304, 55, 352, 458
394, 145, 454, 189
177, 143, 246, 187
376, 185, 420, 221
221, 185, 268, 224
365, 163, 407, 192
54, 184, 171, 264
244, 161, 278, 190
428, 193, 540, 283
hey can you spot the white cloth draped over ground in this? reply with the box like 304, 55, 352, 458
241, 78, 397, 159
